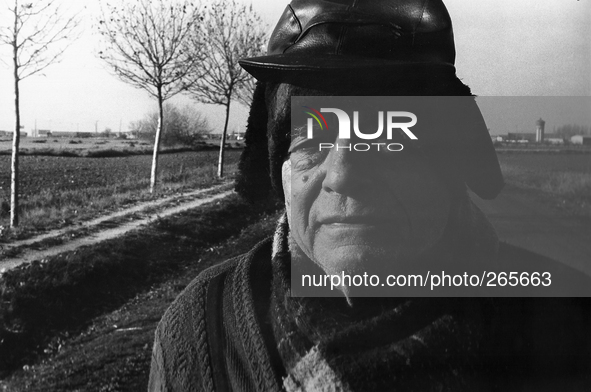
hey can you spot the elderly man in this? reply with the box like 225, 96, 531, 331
149, 1, 591, 391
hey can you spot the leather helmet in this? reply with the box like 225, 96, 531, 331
240, 0, 459, 87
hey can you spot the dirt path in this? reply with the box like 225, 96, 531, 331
0, 183, 234, 272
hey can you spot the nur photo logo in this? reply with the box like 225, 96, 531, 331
302, 106, 418, 151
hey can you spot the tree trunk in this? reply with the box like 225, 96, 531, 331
10, 35, 20, 227
150, 90, 164, 194
217, 97, 232, 178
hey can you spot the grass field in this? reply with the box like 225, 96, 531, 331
497, 152, 591, 215
0, 146, 242, 240
0, 137, 244, 156
0, 137, 153, 156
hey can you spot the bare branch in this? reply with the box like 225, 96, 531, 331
183, 0, 267, 177
97, 0, 203, 102
1, 0, 81, 81
185, 0, 266, 107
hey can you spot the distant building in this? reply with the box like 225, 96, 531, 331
37, 129, 51, 137
503, 131, 563, 144
49, 131, 74, 138
229, 131, 245, 140
75, 132, 95, 138
571, 135, 591, 146
114, 131, 134, 139
47, 131, 99, 138
506, 132, 536, 143
535, 118, 546, 143
545, 138, 564, 145
0, 130, 27, 137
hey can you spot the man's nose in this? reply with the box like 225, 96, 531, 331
321, 140, 372, 195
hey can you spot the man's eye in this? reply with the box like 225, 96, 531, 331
288, 137, 317, 153
290, 151, 328, 171
289, 139, 331, 170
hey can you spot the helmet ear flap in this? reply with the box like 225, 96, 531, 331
457, 99, 505, 200
408, 95, 504, 200
235, 81, 276, 203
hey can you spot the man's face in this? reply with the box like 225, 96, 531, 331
270, 84, 452, 287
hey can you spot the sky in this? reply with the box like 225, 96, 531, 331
0, 0, 589, 136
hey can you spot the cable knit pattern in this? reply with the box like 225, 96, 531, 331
148, 256, 245, 391
233, 240, 282, 392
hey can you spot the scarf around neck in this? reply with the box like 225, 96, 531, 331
269, 197, 500, 391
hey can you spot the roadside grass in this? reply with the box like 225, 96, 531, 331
0, 137, 240, 158
1, 145, 226, 158
1, 138, 156, 157
0, 161, 229, 241
500, 163, 591, 216
0, 194, 281, 378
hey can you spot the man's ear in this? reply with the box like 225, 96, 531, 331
235, 81, 275, 203
281, 159, 292, 217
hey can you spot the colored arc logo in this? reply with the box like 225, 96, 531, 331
302, 106, 328, 130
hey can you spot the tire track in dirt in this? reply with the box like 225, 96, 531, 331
0, 184, 234, 271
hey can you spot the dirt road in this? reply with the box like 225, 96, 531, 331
0, 183, 234, 272
472, 185, 591, 277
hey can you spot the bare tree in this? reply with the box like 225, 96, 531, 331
97, 0, 204, 193
0, 0, 79, 227
186, 0, 266, 178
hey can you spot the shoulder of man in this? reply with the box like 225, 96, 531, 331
148, 237, 275, 392
484, 242, 591, 390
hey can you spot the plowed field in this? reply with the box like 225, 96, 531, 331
0, 150, 239, 201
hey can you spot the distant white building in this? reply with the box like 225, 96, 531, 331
117, 131, 137, 139
545, 138, 564, 145
571, 135, 591, 146
1, 130, 27, 137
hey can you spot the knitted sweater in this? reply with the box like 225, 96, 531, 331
148, 233, 591, 391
